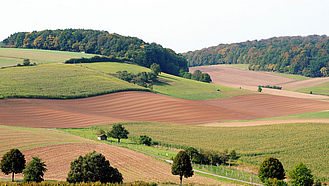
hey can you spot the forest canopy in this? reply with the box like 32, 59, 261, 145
1, 29, 188, 75
184, 35, 329, 77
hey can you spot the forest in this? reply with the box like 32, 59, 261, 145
1, 29, 188, 75
184, 35, 329, 77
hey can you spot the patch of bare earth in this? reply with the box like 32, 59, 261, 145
1, 92, 329, 128
0, 143, 232, 185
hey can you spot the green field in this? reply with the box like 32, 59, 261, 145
295, 81, 329, 96
93, 122, 329, 180
83, 62, 254, 99
0, 48, 94, 67
0, 64, 147, 99
0, 125, 95, 155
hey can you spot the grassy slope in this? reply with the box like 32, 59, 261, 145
95, 122, 329, 180
83, 62, 253, 99
0, 125, 96, 155
0, 64, 147, 98
0, 48, 94, 67
295, 81, 329, 96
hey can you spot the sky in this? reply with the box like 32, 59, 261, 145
1, 0, 329, 53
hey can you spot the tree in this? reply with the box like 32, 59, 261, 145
108, 124, 129, 143
23, 156, 47, 182
288, 162, 314, 186
171, 150, 193, 186
200, 73, 212, 83
150, 63, 161, 75
0, 149, 26, 182
320, 67, 328, 77
23, 59, 30, 66
258, 157, 285, 183
139, 135, 152, 146
67, 151, 123, 183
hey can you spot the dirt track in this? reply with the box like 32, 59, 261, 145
0, 143, 228, 185
1, 91, 329, 128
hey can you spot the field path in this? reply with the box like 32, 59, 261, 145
0, 143, 230, 185
1, 91, 329, 128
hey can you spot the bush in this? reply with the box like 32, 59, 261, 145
139, 135, 152, 146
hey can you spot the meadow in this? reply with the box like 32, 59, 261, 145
83, 62, 253, 99
296, 81, 329, 96
0, 64, 147, 99
94, 122, 329, 180
0, 48, 94, 67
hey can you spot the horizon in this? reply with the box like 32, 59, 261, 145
1, 0, 329, 53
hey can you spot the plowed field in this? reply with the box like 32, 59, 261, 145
1, 91, 329, 128
190, 65, 329, 99
0, 143, 229, 185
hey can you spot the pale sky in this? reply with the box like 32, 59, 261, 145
1, 0, 329, 53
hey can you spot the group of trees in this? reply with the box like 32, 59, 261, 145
179, 69, 212, 83
184, 35, 329, 77
185, 147, 237, 166
258, 157, 315, 186
0, 149, 46, 182
0, 148, 123, 184
115, 63, 161, 88
2, 29, 188, 76
116, 70, 158, 88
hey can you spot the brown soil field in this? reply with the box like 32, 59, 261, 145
1, 91, 329, 128
189, 65, 296, 90
190, 65, 329, 100
0, 143, 232, 185
278, 77, 329, 90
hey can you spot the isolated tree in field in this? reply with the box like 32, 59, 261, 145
23, 156, 47, 182
171, 150, 194, 186
23, 59, 30, 66
108, 124, 129, 142
139, 135, 152, 146
67, 151, 123, 183
150, 63, 161, 75
258, 157, 285, 183
288, 162, 314, 186
0, 149, 26, 182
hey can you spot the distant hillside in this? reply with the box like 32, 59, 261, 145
1, 29, 188, 75
184, 35, 329, 77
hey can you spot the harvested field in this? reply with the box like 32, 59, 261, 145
190, 65, 329, 100
189, 65, 296, 90
1, 91, 329, 128
0, 143, 230, 185
278, 77, 329, 90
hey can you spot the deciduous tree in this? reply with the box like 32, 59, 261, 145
23, 156, 47, 182
0, 149, 26, 182
171, 150, 193, 186
108, 124, 129, 143
150, 63, 161, 75
288, 162, 314, 186
67, 151, 122, 183
258, 157, 285, 183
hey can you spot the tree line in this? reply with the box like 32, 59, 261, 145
1, 29, 188, 76
184, 35, 329, 77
